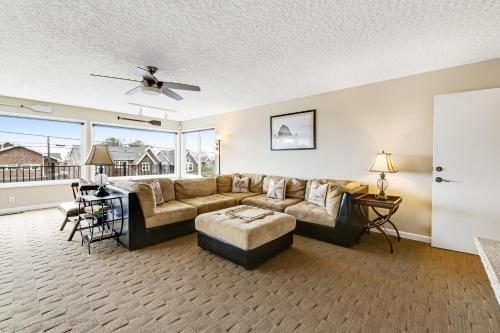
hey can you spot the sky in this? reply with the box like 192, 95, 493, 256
0, 115, 81, 157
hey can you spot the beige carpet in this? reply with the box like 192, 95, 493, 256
0, 209, 499, 333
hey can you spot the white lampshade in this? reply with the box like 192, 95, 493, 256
369, 151, 398, 173
85, 145, 114, 165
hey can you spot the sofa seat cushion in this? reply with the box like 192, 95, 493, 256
221, 192, 261, 204
195, 205, 296, 250
145, 200, 197, 229
178, 194, 238, 214
58, 201, 79, 215
241, 194, 302, 212
284, 201, 335, 227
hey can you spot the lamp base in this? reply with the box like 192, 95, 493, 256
95, 186, 110, 197
376, 172, 389, 200
375, 193, 388, 200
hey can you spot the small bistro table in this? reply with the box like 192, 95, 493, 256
71, 194, 125, 253
352, 193, 402, 253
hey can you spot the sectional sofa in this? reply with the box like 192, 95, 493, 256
110, 173, 368, 250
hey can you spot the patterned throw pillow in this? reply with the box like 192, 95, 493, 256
150, 180, 164, 205
307, 181, 328, 207
232, 176, 250, 193
267, 178, 286, 200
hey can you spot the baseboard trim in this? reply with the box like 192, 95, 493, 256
372, 227, 431, 244
0, 203, 59, 215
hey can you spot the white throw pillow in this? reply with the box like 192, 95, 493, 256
308, 181, 328, 207
267, 178, 286, 200
232, 176, 249, 193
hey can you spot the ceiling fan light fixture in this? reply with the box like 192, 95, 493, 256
140, 85, 161, 95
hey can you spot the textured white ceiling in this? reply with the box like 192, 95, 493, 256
1, 0, 499, 120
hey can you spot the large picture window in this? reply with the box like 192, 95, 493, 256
0, 115, 83, 183
182, 128, 215, 177
92, 124, 177, 177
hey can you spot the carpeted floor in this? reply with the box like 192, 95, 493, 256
0, 209, 499, 332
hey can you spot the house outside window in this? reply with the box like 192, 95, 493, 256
92, 124, 177, 178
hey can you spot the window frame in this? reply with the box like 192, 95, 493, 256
181, 127, 216, 178
0, 111, 86, 188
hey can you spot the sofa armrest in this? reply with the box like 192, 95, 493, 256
333, 184, 368, 246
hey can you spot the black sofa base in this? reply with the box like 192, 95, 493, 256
197, 231, 293, 270
294, 220, 353, 246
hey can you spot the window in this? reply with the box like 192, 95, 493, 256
186, 159, 193, 172
92, 124, 177, 178
182, 128, 215, 177
0, 115, 83, 183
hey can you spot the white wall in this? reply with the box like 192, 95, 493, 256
182, 58, 500, 237
0, 95, 179, 212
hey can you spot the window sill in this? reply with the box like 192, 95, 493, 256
0, 179, 79, 189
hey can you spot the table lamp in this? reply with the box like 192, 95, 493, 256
369, 151, 398, 200
85, 145, 114, 197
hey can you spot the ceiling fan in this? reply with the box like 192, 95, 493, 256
90, 66, 200, 101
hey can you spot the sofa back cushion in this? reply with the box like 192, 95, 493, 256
131, 178, 175, 202
304, 179, 360, 216
239, 173, 265, 193
175, 177, 217, 199
286, 178, 307, 199
262, 175, 306, 199
216, 175, 233, 193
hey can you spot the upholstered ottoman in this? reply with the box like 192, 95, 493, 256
195, 205, 296, 269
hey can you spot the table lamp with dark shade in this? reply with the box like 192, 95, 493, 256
369, 151, 398, 200
85, 145, 114, 197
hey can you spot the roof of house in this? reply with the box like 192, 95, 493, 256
155, 149, 176, 165
186, 150, 214, 164
0, 145, 63, 162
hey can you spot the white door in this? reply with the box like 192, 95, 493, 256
432, 87, 500, 254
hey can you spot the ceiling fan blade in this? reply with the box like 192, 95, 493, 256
161, 87, 183, 100
124, 86, 141, 95
90, 73, 141, 82
162, 82, 201, 91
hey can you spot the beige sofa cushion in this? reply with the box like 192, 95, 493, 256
239, 173, 265, 193
216, 175, 233, 193
241, 194, 302, 212
115, 178, 175, 202
221, 192, 261, 204
286, 178, 307, 199
262, 175, 306, 199
178, 194, 238, 214
305, 179, 360, 201
195, 205, 296, 250
145, 200, 197, 229
175, 177, 217, 199
285, 201, 335, 227
132, 183, 156, 218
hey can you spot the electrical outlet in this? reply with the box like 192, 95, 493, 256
8, 196, 15, 203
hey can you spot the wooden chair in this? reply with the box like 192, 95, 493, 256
58, 182, 98, 240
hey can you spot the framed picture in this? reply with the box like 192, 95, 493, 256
270, 109, 316, 150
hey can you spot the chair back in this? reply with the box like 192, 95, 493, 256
71, 181, 99, 199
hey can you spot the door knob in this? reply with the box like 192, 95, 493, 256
436, 166, 443, 172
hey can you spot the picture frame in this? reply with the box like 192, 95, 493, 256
270, 109, 316, 150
